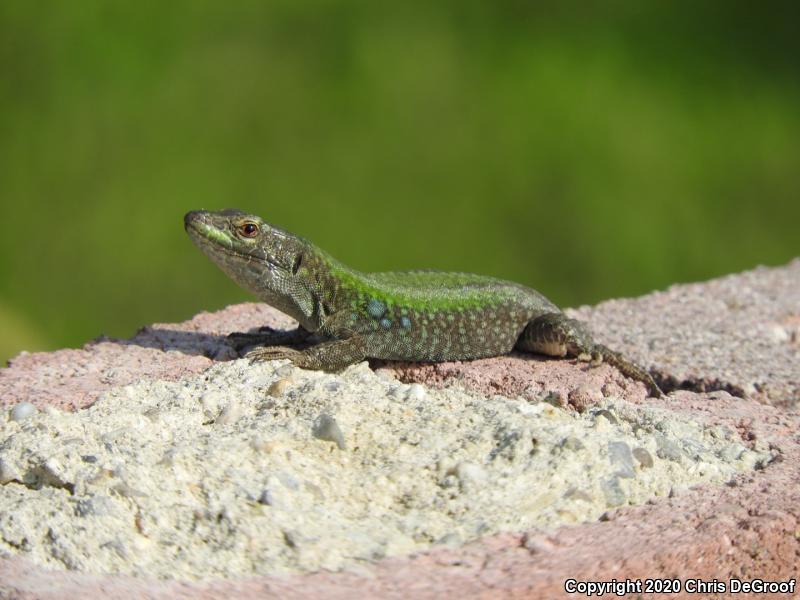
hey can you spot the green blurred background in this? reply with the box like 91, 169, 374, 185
1, 1, 798, 364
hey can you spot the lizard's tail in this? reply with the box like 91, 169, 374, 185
594, 344, 665, 398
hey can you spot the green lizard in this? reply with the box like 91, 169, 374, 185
185, 209, 664, 397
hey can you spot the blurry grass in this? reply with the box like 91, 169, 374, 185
0, 303, 47, 364
0, 1, 798, 363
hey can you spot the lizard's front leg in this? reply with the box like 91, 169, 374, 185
245, 336, 367, 371
517, 312, 664, 398
244, 308, 368, 371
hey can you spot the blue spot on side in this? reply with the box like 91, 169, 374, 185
367, 298, 386, 319
379, 318, 392, 330
400, 316, 412, 329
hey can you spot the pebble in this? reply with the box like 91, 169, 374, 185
215, 401, 240, 425
312, 413, 346, 450
607, 441, 636, 478
0, 457, 20, 484
632, 447, 654, 468
764, 323, 789, 343
405, 384, 427, 402
258, 488, 280, 508
9, 402, 37, 422
541, 392, 565, 408
718, 443, 746, 462
564, 488, 593, 503
601, 477, 627, 507
655, 434, 684, 462
593, 409, 619, 425
559, 436, 585, 452
267, 378, 292, 396
568, 385, 600, 412
75, 496, 117, 518
454, 462, 487, 490
437, 532, 461, 546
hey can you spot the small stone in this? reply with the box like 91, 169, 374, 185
607, 441, 635, 478
100, 539, 130, 560
0, 457, 20, 484
563, 488, 593, 503
267, 378, 292, 396
258, 488, 277, 506
632, 447, 654, 468
454, 462, 487, 490
9, 402, 37, 422
405, 384, 427, 402
738, 449, 763, 470
274, 364, 294, 377
559, 436, 585, 452
541, 392, 565, 408
312, 413, 346, 450
111, 481, 147, 498
277, 471, 300, 490
521, 532, 556, 553
568, 385, 601, 412
304, 481, 325, 501
765, 323, 789, 343
593, 409, 619, 425
215, 401, 240, 425
655, 434, 683, 462
437, 532, 461, 546
601, 477, 626, 507
282, 530, 299, 549
75, 495, 116, 517
719, 443, 746, 463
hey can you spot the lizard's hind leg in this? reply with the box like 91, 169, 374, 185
515, 313, 596, 359
516, 313, 664, 398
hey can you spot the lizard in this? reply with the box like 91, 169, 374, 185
184, 209, 664, 397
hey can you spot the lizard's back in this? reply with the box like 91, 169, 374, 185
337, 270, 559, 361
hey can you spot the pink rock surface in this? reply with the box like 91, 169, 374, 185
0, 303, 290, 412
569, 258, 800, 406
2, 261, 799, 599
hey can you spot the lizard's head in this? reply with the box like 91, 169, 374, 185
184, 209, 306, 299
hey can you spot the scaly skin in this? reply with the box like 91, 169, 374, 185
184, 209, 664, 397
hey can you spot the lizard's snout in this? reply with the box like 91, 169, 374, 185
184, 210, 206, 231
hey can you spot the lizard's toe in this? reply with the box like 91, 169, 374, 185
244, 346, 301, 363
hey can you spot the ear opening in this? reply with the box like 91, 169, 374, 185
292, 253, 303, 275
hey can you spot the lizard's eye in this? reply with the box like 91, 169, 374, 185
239, 222, 259, 238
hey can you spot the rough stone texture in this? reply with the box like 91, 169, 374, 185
569, 258, 800, 406
0, 304, 282, 412
2, 260, 799, 599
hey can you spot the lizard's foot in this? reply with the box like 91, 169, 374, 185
244, 345, 305, 365
576, 349, 604, 367
242, 337, 368, 372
